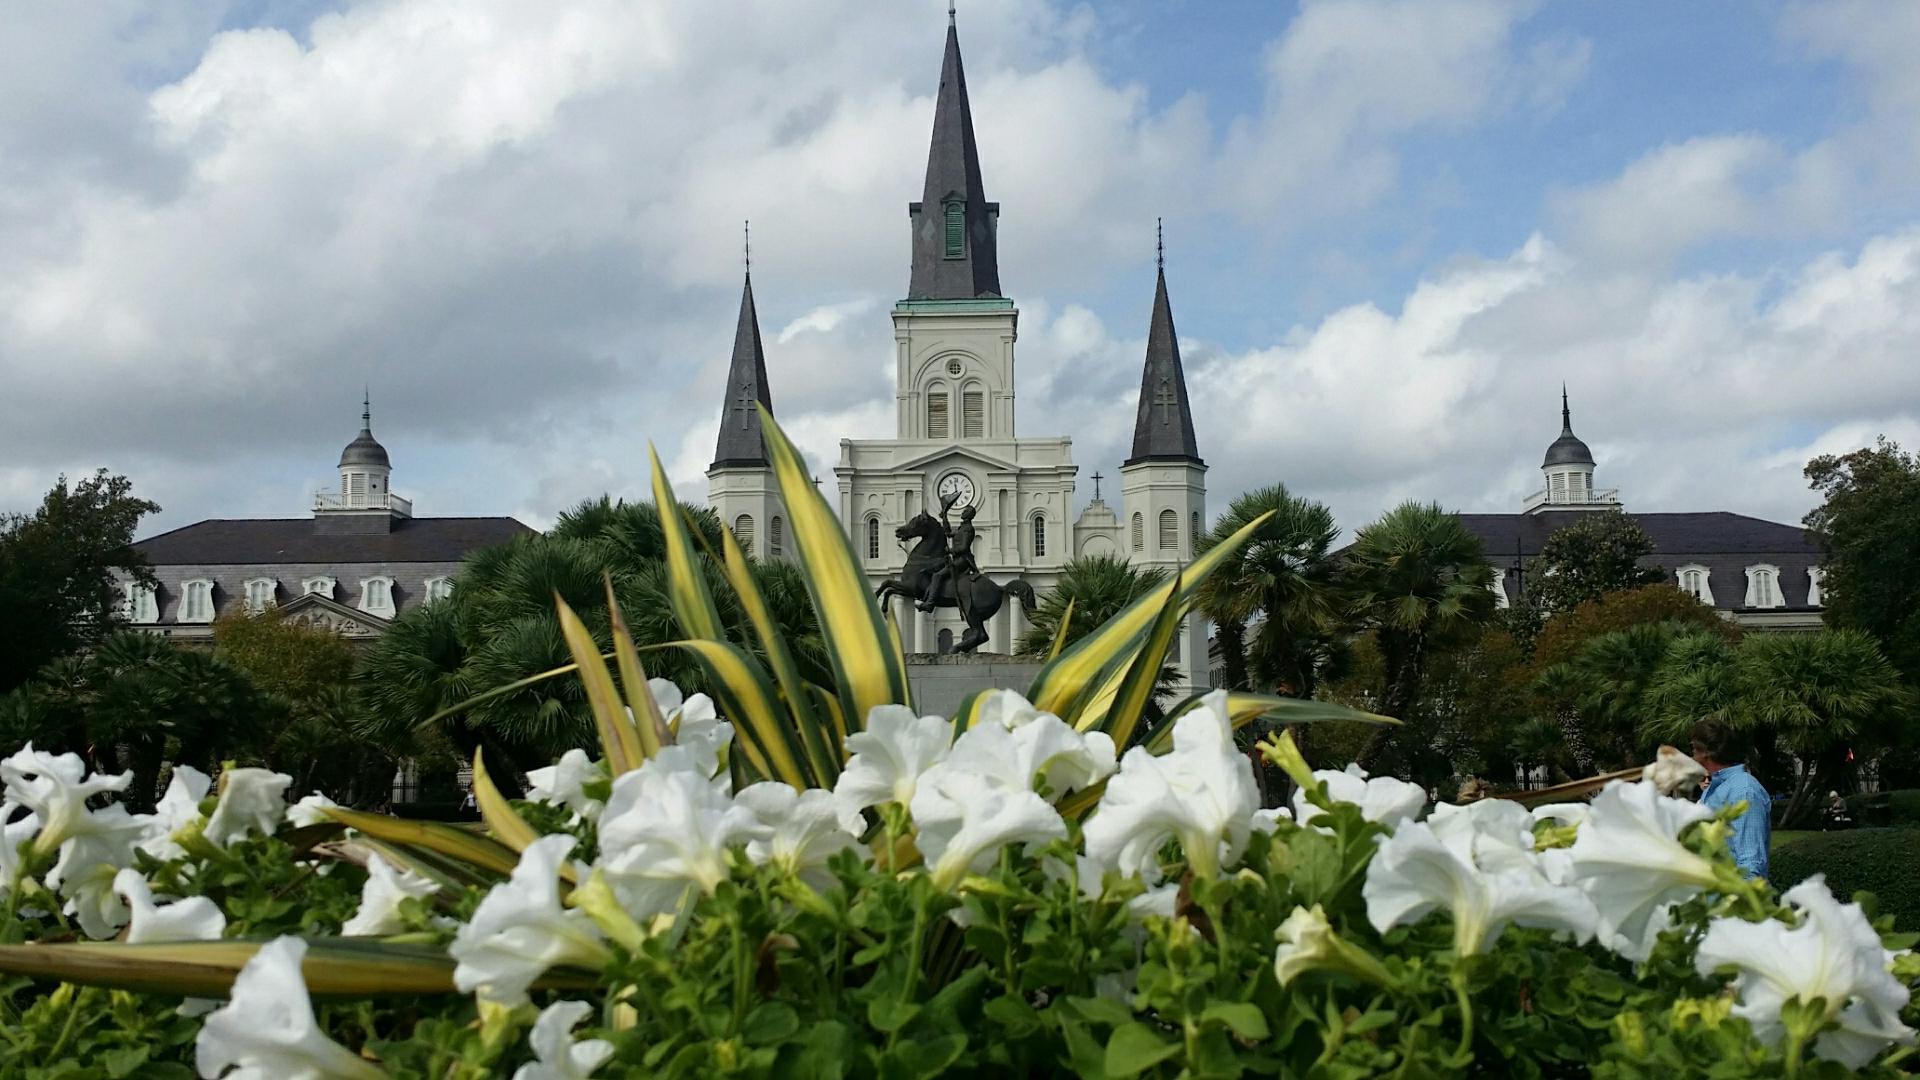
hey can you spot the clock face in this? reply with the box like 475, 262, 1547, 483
936, 472, 976, 508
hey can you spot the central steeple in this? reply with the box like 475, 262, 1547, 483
711, 222, 774, 469
907, 10, 1001, 300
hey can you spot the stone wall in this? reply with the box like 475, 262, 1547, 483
905, 652, 1046, 718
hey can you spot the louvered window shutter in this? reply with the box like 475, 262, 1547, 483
962, 391, 984, 438
944, 201, 965, 257
927, 393, 950, 438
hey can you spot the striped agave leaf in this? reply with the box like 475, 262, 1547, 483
0, 938, 597, 998
605, 579, 669, 758
757, 406, 912, 729
1093, 573, 1186, 751
470, 747, 560, 877
554, 593, 646, 776
1026, 511, 1273, 719
1046, 598, 1076, 662
351, 836, 502, 893
1145, 691, 1399, 754
322, 807, 523, 878
658, 638, 807, 788
648, 446, 727, 643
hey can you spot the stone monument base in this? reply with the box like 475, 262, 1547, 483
906, 652, 1045, 718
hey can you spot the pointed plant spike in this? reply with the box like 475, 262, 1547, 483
758, 405, 912, 729
950, 689, 992, 734
1047, 598, 1076, 662
1101, 573, 1186, 751
1144, 692, 1398, 755
648, 447, 726, 642
323, 807, 522, 878
1027, 510, 1274, 717
555, 592, 643, 776
353, 836, 502, 893
472, 748, 573, 883
715, 521, 839, 783
605, 577, 667, 758
807, 684, 848, 747
422, 658, 590, 731
655, 639, 808, 788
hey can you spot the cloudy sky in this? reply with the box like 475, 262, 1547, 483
4, 0, 1918, 542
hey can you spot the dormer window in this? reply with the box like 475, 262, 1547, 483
424, 576, 454, 604
179, 579, 216, 623
943, 199, 965, 258
359, 576, 395, 618
301, 576, 336, 599
1677, 564, 1714, 606
123, 582, 159, 624
1807, 567, 1825, 607
1744, 564, 1782, 609
243, 577, 278, 613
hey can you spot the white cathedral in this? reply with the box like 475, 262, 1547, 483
705, 12, 1209, 690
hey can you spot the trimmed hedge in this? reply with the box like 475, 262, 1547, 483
1845, 787, 1920, 827
1771, 827, 1920, 930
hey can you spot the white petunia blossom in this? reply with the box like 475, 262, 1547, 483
833, 706, 953, 818
911, 766, 1067, 891
204, 768, 292, 848
525, 749, 604, 822
0, 810, 38, 894
598, 766, 767, 918
1082, 691, 1259, 882
1295, 764, 1426, 830
46, 805, 150, 938
1566, 780, 1718, 961
285, 791, 339, 830
1641, 745, 1708, 798
141, 765, 213, 861
942, 709, 1116, 800
195, 936, 383, 1079
1426, 799, 1540, 876
1696, 875, 1916, 1068
512, 999, 616, 1080
1251, 806, 1293, 835
736, 782, 865, 892
1363, 818, 1596, 956
1, 744, 132, 855
1529, 802, 1590, 829
651, 679, 733, 780
341, 853, 439, 937
115, 868, 226, 944
451, 835, 610, 1005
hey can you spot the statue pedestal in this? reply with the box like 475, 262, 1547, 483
905, 652, 1045, 718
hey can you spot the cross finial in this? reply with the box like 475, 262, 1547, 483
744, 219, 751, 276
1156, 217, 1164, 271
948, 0, 956, 27
1091, 471, 1103, 501
1560, 382, 1571, 432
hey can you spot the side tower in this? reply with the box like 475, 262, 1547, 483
1119, 225, 1207, 690
1525, 386, 1617, 512
706, 243, 786, 559
315, 393, 411, 534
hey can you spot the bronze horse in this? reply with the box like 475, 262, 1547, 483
874, 510, 1037, 653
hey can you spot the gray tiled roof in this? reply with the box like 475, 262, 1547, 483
132, 516, 532, 565
1125, 267, 1202, 466
907, 21, 1001, 300
711, 272, 774, 469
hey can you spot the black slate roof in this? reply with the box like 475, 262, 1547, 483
711, 271, 774, 469
907, 19, 1001, 300
1125, 263, 1203, 467
132, 516, 532, 565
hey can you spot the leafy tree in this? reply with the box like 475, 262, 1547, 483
1016, 555, 1169, 657
1522, 510, 1663, 614
1342, 502, 1497, 783
1193, 484, 1345, 697
1537, 621, 1723, 773
1530, 583, 1739, 671
0, 470, 160, 693
1805, 438, 1920, 680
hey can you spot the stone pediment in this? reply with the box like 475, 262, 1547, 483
891, 444, 1017, 474
276, 592, 392, 639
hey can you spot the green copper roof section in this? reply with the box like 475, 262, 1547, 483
893, 298, 1016, 313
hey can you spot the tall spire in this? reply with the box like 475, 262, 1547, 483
711, 231, 774, 469
361, 387, 372, 431
906, 10, 1001, 300
1560, 382, 1572, 434
1542, 382, 1594, 468
1125, 224, 1202, 466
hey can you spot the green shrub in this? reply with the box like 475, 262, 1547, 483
1772, 826, 1920, 928
1844, 788, 1920, 827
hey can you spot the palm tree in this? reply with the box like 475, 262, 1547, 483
1540, 622, 1716, 772
1343, 502, 1497, 780
1017, 555, 1169, 657
1193, 484, 1344, 697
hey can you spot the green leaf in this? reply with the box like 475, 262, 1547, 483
323, 807, 522, 877
555, 592, 646, 776
866, 996, 920, 1034
1287, 828, 1343, 907
742, 1001, 801, 1046
1200, 1002, 1270, 1041
470, 747, 554, 874
1146, 692, 1398, 754
1093, 572, 1186, 750
1104, 1022, 1183, 1078
656, 638, 806, 787
648, 445, 727, 643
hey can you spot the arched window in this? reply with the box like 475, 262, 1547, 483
1744, 564, 1781, 609
1131, 512, 1143, 552
1191, 511, 1202, 548
1676, 564, 1714, 606
243, 577, 278, 613
733, 514, 755, 554
1031, 513, 1046, 558
424, 577, 454, 604
943, 199, 965, 258
179, 579, 215, 624
1158, 509, 1177, 550
867, 516, 881, 560
769, 515, 784, 558
359, 577, 396, 618
1807, 567, 1825, 607
122, 582, 158, 624
962, 389, 984, 438
926, 390, 950, 439
937, 628, 954, 654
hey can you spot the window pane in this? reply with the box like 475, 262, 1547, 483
867, 518, 880, 560
1032, 514, 1045, 557
927, 393, 949, 438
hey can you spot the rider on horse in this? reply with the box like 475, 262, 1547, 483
918, 491, 979, 612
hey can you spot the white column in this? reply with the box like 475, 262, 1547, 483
913, 607, 930, 655
1010, 596, 1029, 653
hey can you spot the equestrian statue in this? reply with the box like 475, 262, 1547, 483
874, 490, 1037, 653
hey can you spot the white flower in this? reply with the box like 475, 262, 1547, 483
911, 766, 1066, 891
512, 999, 616, 1080
1697, 875, 1915, 1068
285, 791, 338, 830
1251, 806, 1293, 835
0, 809, 37, 895
526, 749, 605, 822
736, 782, 865, 892
1082, 691, 1259, 881
46, 804, 150, 939
1529, 802, 1590, 829
1363, 818, 1596, 956
1294, 763, 1426, 830
451, 835, 610, 1005
651, 679, 733, 780
1641, 745, 1707, 798
142, 766, 213, 861
1273, 903, 1399, 989
204, 768, 292, 848
341, 853, 439, 936
598, 767, 766, 919
948, 706, 1117, 799
1566, 780, 1718, 961
196, 936, 382, 1079
115, 869, 227, 944
833, 706, 953, 818
0, 744, 131, 854
1426, 799, 1539, 876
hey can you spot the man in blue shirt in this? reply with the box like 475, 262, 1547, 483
1691, 718, 1771, 879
